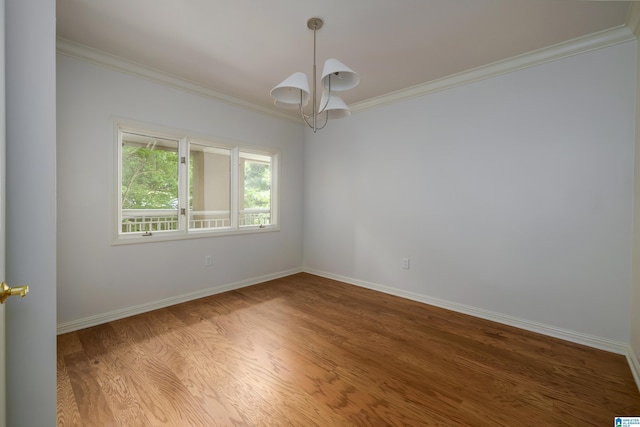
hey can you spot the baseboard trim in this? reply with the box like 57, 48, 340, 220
628, 346, 640, 393
56, 267, 303, 335
303, 268, 629, 356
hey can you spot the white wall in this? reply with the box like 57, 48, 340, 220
304, 40, 636, 347
6, 0, 57, 425
56, 55, 304, 326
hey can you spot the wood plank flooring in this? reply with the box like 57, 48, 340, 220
57, 273, 640, 426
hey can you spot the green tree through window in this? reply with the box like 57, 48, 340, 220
244, 160, 271, 209
121, 134, 179, 209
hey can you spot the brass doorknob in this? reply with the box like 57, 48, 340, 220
0, 282, 29, 304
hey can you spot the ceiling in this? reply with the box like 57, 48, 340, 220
56, 0, 633, 115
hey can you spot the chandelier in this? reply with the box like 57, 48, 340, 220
270, 17, 360, 133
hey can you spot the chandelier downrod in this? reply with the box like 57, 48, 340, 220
312, 19, 319, 132
305, 18, 327, 133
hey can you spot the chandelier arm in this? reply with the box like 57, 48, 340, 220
315, 110, 329, 131
298, 91, 313, 129
298, 91, 311, 119
299, 89, 314, 129
318, 79, 331, 114
301, 110, 314, 129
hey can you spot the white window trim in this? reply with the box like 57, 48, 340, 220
112, 120, 280, 245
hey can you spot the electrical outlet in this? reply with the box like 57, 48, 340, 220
205, 255, 213, 267
402, 258, 410, 269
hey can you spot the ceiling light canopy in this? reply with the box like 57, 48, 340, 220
270, 17, 360, 133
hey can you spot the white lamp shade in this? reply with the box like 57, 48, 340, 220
321, 59, 360, 91
271, 72, 310, 105
319, 92, 351, 119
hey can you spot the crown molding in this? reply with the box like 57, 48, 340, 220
350, 25, 635, 113
56, 38, 300, 123
626, 2, 640, 39
59, 24, 635, 121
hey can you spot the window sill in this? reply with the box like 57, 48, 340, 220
112, 225, 280, 245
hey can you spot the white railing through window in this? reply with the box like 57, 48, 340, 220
121, 208, 271, 233
121, 209, 179, 233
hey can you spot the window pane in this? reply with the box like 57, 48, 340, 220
189, 143, 231, 230
120, 131, 179, 233
240, 151, 271, 227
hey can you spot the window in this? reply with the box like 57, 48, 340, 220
116, 124, 278, 243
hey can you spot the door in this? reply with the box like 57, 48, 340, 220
3, 1, 56, 425
0, 5, 30, 419
0, 2, 28, 422
0, 0, 6, 422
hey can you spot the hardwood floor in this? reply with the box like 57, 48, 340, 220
57, 273, 640, 426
